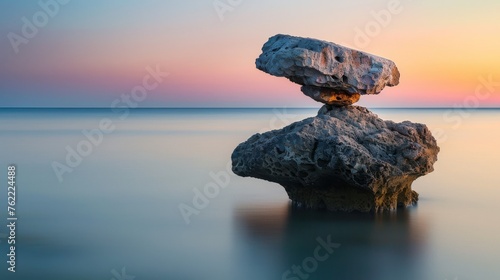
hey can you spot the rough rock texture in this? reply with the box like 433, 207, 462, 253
256, 34, 400, 96
232, 106, 439, 212
301, 85, 360, 106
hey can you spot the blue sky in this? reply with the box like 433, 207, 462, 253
1, 0, 500, 107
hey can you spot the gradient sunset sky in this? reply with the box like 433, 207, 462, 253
1, 0, 500, 108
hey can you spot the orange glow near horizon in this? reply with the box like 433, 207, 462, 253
1, 1, 500, 107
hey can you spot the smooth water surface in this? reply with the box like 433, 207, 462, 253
0, 108, 499, 280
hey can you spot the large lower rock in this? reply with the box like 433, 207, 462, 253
232, 106, 439, 212
256, 34, 400, 96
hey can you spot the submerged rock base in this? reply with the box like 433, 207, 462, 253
286, 176, 418, 213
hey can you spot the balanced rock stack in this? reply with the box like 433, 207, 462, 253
232, 34, 440, 212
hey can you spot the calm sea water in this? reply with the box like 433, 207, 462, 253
0, 108, 499, 280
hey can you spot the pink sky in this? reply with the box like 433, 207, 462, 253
1, 0, 500, 107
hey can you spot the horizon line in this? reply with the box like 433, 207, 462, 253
1, 107, 500, 110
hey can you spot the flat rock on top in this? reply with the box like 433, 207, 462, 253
256, 34, 400, 95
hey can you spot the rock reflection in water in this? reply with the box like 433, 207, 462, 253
234, 203, 428, 280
